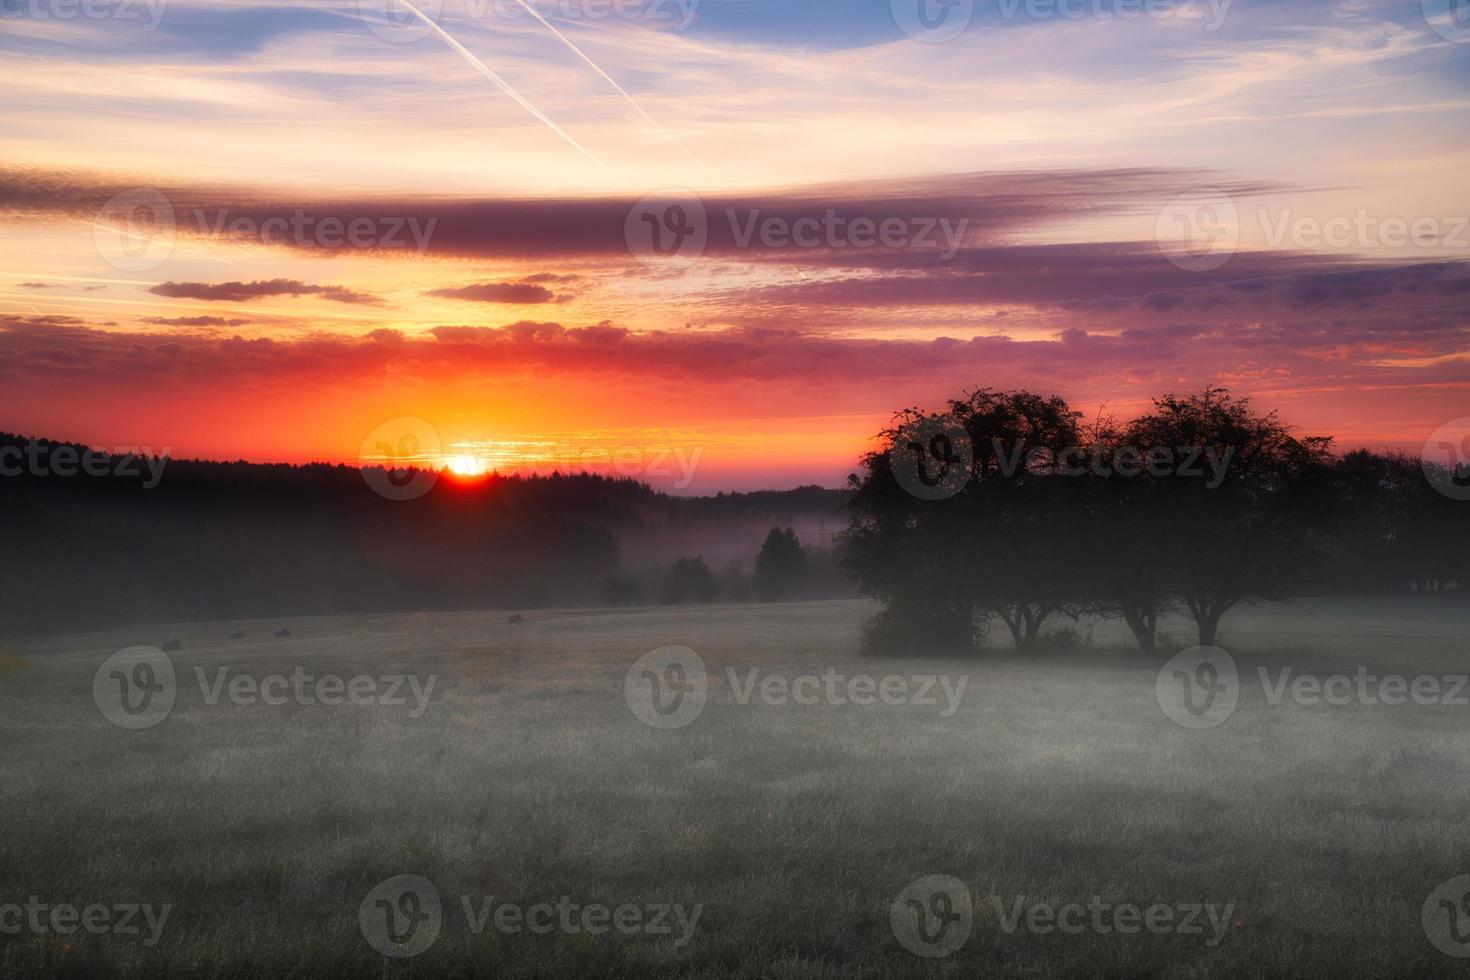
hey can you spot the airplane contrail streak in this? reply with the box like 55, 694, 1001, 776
508, 0, 709, 176
86, 221, 234, 265
389, 0, 608, 171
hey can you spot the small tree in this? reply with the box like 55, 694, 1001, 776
753, 527, 807, 600
661, 557, 718, 605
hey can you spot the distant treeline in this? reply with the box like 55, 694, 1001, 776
0, 434, 846, 635
841, 387, 1469, 656
3, 395, 1463, 642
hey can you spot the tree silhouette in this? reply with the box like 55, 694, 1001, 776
661, 557, 718, 605
841, 386, 1347, 655
753, 527, 807, 600
1125, 388, 1334, 646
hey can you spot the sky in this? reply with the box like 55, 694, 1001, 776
1, 0, 1468, 491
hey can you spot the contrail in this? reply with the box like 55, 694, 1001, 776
508, 0, 709, 176
388, 0, 607, 171
85, 221, 234, 265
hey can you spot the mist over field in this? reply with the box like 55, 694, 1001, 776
6, 597, 1470, 978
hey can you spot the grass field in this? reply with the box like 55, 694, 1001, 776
4, 596, 1470, 977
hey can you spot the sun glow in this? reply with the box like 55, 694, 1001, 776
445, 454, 489, 477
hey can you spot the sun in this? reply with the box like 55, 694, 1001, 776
444, 454, 488, 477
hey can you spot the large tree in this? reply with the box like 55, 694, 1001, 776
951, 390, 1087, 650
840, 390, 1087, 654
841, 385, 1339, 656
1125, 388, 1334, 647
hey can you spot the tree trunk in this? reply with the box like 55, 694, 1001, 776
1006, 617, 1027, 651
1002, 603, 1047, 651
1022, 606, 1045, 650
1121, 599, 1156, 656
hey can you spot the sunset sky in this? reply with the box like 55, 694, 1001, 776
2, 0, 1468, 490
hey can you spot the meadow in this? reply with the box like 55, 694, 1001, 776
3, 596, 1470, 978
